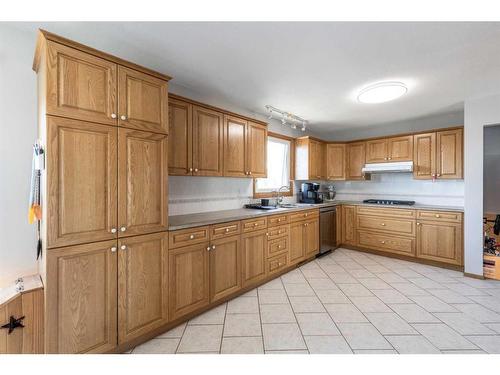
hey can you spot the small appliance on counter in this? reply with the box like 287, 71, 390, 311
362, 199, 415, 206
325, 184, 336, 200
300, 182, 324, 204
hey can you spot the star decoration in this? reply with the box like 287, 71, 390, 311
1, 315, 25, 334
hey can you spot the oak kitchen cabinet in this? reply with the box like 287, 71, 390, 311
288, 211, 320, 265
36, 30, 171, 353
209, 234, 242, 303
326, 143, 346, 180
224, 115, 268, 178
168, 95, 267, 177
414, 128, 463, 180
346, 142, 368, 180
341, 205, 357, 246
366, 135, 413, 163
117, 232, 169, 344
45, 38, 168, 134
295, 137, 326, 180
241, 228, 268, 288
45, 240, 118, 354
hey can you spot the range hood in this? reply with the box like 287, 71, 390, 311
362, 161, 413, 174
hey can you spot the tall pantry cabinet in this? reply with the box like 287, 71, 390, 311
34, 30, 171, 353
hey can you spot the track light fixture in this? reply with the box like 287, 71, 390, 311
265, 105, 308, 132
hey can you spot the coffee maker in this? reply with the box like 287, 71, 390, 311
300, 183, 324, 204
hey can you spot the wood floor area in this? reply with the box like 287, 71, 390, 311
125, 248, 500, 354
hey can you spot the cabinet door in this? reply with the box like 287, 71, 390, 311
341, 205, 357, 245
241, 229, 268, 288
118, 233, 168, 344
413, 133, 436, 179
289, 221, 305, 265
47, 116, 118, 248
210, 235, 242, 303
327, 144, 346, 180
366, 139, 388, 163
304, 219, 319, 257
308, 140, 320, 179
169, 243, 210, 320
437, 129, 463, 179
223, 115, 247, 177
168, 98, 193, 175
317, 142, 327, 179
416, 221, 462, 265
347, 142, 366, 180
388, 135, 413, 162
46, 240, 117, 353
46, 41, 117, 126
118, 66, 168, 134
247, 121, 268, 178
118, 128, 168, 237
192, 105, 224, 176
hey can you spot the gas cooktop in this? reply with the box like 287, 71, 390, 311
362, 199, 415, 206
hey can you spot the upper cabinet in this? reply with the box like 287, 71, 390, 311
38, 33, 170, 134
326, 144, 346, 180
168, 95, 267, 178
118, 66, 169, 134
414, 128, 462, 180
346, 142, 368, 180
366, 135, 413, 163
295, 137, 326, 180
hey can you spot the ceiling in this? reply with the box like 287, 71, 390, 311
10, 22, 500, 134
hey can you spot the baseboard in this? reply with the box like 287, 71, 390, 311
463, 272, 485, 280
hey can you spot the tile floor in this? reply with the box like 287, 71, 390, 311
129, 248, 500, 354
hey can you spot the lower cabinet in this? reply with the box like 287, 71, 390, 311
342, 205, 357, 245
46, 240, 118, 354
209, 235, 242, 303
241, 229, 268, 288
416, 220, 462, 266
118, 232, 169, 344
304, 218, 319, 257
168, 242, 210, 321
289, 218, 320, 266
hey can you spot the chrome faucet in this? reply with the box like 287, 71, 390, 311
274, 185, 290, 207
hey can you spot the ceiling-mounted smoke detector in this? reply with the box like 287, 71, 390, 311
357, 81, 408, 104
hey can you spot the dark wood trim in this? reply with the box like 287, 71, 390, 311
33, 29, 172, 81
169, 93, 267, 126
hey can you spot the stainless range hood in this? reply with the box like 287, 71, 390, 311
361, 161, 413, 174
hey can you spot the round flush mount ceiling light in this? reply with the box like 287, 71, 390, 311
357, 81, 408, 104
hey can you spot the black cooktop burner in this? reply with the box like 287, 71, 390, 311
363, 199, 415, 206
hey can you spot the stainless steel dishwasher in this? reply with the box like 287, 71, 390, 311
319, 206, 338, 256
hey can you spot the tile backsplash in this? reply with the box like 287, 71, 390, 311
169, 173, 464, 216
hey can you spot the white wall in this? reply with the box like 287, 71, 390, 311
0, 25, 38, 287
464, 93, 500, 276
484, 125, 500, 213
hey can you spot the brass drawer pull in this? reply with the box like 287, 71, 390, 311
381, 223, 386, 226
189, 234, 195, 239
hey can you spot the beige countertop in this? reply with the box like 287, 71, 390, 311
168, 201, 464, 231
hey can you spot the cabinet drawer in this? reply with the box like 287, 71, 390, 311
268, 236, 289, 257
267, 253, 288, 276
242, 217, 268, 233
169, 226, 210, 249
358, 231, 415, 256
210, 221, 241, 240
416, 210, 462, 223
356, 206, 415, 219
357, 215, 416, 236
268, 214, 289, 227
267, 224, 289, 240
290, 209, 319, 223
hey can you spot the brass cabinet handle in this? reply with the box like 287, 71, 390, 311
417, 222, 421, 226
249, 171, 252, 175
435, 214, 441, 218
207, 246, 211, 251
110, 228, 117, 234
120, 226, 126, 232
266, 232, 269, 236
225, 228, 230, 232
278, 245, 281, 249
120, 245, 127, 250
120, 115, 127, 120
381, 223, 386, 226
380, 241, 385, 244
189, 234, 195, 239
437, 173, 441, 177
189, 167, 193, 172
111, 113, 117, 119
111, 246, 117, 252
212, 245, 216, 250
